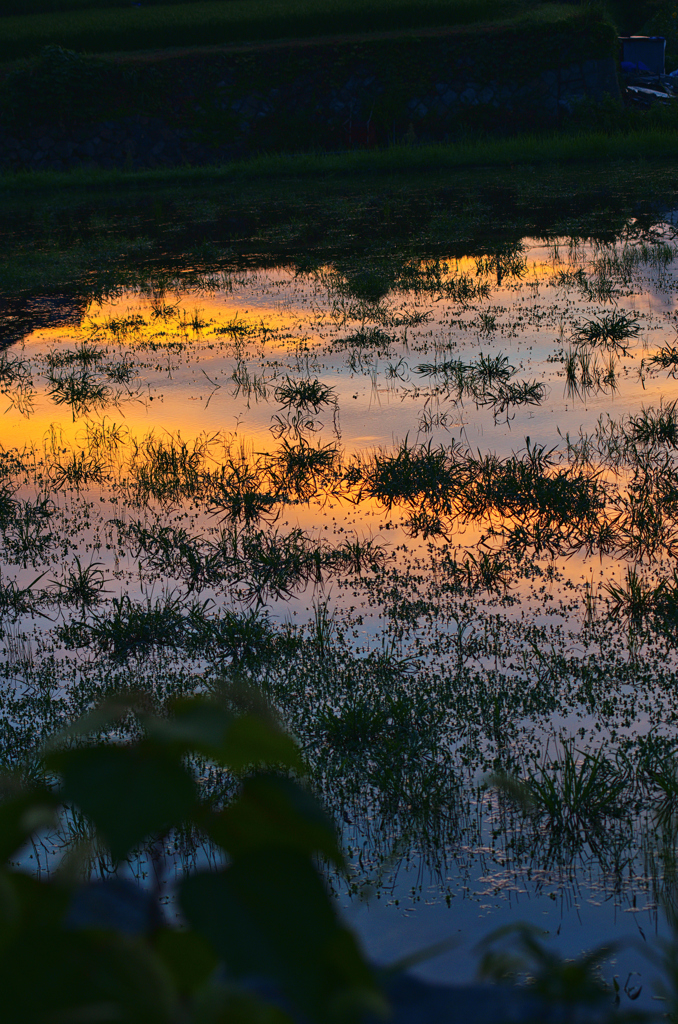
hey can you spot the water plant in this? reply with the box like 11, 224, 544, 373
274, 375, 336, 414
573, 311, 641, 356
46, 366, 113, 420
52, 557, 107, 609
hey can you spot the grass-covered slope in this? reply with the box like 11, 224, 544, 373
0, 0, 586, 59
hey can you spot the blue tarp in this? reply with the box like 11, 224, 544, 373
621, 60, 651, 72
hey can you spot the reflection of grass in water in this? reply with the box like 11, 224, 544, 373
564, 346, 617, 402
415, 351, 545, 418
0, 352, 35, 417
46, 366, 115, 420
230, 359, 267, 405
0, 352, 32, 387
270, 437, 340, 502
338, 325, 394, 350
628, 401, 678, 448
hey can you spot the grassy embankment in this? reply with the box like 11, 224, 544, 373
0, 0, 549, 59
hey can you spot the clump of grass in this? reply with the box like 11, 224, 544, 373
0, 353, 34, 417
188, 606, 279, 668
330, 535, 387, 576
0, 352, 32, 388
46, 342, 104, 368
497, 741, 626, 850
150, 298, 179, 321
52, 558, 106, 609
573, 311, 641, 356
130, 432, 208, 503
210, 449, 279, 527
274, 376, 336, 414
602, 567, 654, 632
443, 549, 512, 595
476, 311, 498, 334
104, 357, 138, 389
564, 346, 617, 401
60, 592, 186, 661
415, 352, 546, 419
50, 447, 106, 489
628, 401, 678, 448
645, 344, 678, 377
46, 367, 113, 420
0, 573, 47, 620
271, 438, 340, 502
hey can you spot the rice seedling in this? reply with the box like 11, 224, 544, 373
50, 447, 106, 489
443, 550, 512, 595
592, 240, 674, 281
0, 483, 18, 528
476, 311, 498, 335
103, 357, 138, 390
52, 558, 107, 609
270, 438, 340, 502
415, 352, 517, 408
330, 535, 387, 576
3, 496, 56, 569
486, 378, 546, 422
238, 527, 327, 606
187, 605, 278, 668
0, 573, 47, 620
46, 366, 113, 420
573, 311, 641, 356
500, 741, 626, 844
390, 308, 432, 328
46, 342, 104, 369
645, 344, 678, 377
602, 567, 654, 632
82, 417, 129, 456
273, 376, 336, 414
627, 401, 678, 447
130, 432, 209, 503
131, 523, 230, 593
150, 298, 179, 321
0, 352, 32, 389
63, 592, 187, 661
188, 308, 207, 333
443, 273, 491, 305
209, 451, 280, 527
363, 439, 466, 516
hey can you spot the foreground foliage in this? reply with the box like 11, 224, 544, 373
0, 692, 384, 1023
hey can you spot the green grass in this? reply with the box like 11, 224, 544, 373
0, 0, 539, 59
6, 127, 678, 197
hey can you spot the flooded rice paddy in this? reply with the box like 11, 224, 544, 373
6, 224, 678, 1002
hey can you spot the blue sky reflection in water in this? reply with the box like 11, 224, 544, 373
6, 227, 678, 1012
